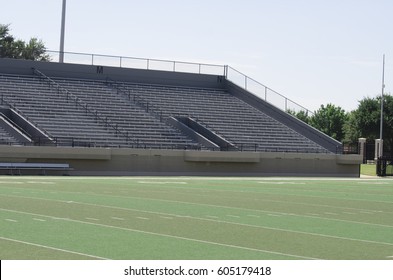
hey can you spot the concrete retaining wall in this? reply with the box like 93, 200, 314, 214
0, 146, 362, 177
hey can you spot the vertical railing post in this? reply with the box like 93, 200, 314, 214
245, 76, 247, 90
91, 54, 94, 65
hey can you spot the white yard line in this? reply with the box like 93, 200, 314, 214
324, 212, 339, 215
0, 236, 107, 259
5, 219, 18, 222
0, 209, 317, 260
111, 217, 125, 221
160, 216, 173, 220
205, 215, 219, 219
2, 184, 393, 214
85, 217, 99, 221
1, 205, 393, 250
2, 192, 393, 232
136, 217, 150, 220
138, 181, 188, 185
226, 215, 240, 218
1, 193, 393, 230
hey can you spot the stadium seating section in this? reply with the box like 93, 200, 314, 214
0, 71, 330, 153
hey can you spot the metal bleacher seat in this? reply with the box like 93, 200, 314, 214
0, 73, 328, 152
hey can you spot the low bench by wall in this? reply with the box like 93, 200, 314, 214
0, 162, 72, 175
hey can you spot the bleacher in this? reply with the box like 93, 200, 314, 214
0, 125, 20, 145
53, 78, 198, 149
114, 81, 329, 153
0, 69, 330, 153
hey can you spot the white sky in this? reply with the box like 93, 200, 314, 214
1, 0, 392, 112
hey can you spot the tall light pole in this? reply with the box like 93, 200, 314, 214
379, 54, 385, 157
59, 0, 67, 63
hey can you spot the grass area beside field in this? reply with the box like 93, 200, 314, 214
361, 164, 377, 176
0, 176, 392, 260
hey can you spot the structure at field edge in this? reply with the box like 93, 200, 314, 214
0, 58, 362, 176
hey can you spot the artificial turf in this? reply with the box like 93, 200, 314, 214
0, 177, 392, 260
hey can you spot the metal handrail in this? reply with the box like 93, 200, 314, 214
0, 94, 55, 142
32, 68, 138, 146
46, 50, 312, 115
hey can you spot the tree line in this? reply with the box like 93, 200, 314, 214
1, 24, 390, 150
288, 95, 393, 152
0, 24, 49, 61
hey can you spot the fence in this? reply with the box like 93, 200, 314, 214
376, 157, 393, 176
46, 51, 312, 115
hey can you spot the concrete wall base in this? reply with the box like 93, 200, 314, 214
0, 146, 362, 177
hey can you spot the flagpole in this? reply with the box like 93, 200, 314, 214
59, 0, 66, 63
379, 54, 385, 157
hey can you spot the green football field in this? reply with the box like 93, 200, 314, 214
0, 176, 392, 260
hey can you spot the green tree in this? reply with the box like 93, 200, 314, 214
344, 94, 393, 151
287, 109, 311, 124
309, 103, 348, 141
0, 24, 50, 61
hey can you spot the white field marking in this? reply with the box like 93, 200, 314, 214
0, 181, 23, 184
33, 218, 46, 222
160, 216, 174, 220
0, 236, 108, 260
117, 183, 393, 211
247, 214, 260, 218
138, 181, 188, 185
136, 217, 150, 220
2, 207, 393, 249
175, 215, 192, 218
267, 214, 282, 217
0, 209, 318, 260
307, 213, 320, 216
5, 219, 18, 222
85, 217, 99, 221
324, 212, 339, 216
343, 212, 356, 215
358, 182, 389, 185
253, 186, 393, 202
359, 210, 378, 214
258, 182, 306, 185
111, 217, 125, 221
27, 181, 55, 185
205, 215, 219, 219
66, 201, 74, 204
3, 183, 392, 214
2, 193, 393, 230
226, 215, 240, 218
